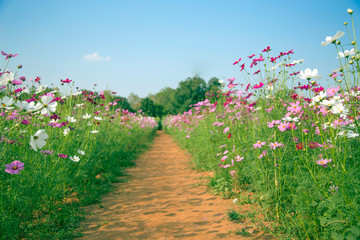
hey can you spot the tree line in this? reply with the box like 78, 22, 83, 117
126, 76, 221, 117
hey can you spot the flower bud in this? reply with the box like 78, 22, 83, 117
347, 9, 353, 14
349, 60, 354, 64
351, 55, 355, 60
352, 41, 356, 45
339, 79, 343, 83
336, 41, 341, 45
344, 22, 348, 25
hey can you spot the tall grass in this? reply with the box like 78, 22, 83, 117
165, 10, 360, 239
0, 55, 157, 239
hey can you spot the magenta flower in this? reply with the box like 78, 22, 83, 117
58, 154, 68, 158
253, 141, 266, 149
253, 82, 264, 89
269, 142, 284, 150
1, 50, 18, 60
5, 160, 24, 174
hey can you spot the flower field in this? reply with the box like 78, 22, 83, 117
0, 54, 157, 238
165, 10, 360, 239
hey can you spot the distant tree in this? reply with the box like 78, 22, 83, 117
139, 97, 164, 117
128, 92, 141, 110
152, 87, 177, 114
175, 75, 207, 113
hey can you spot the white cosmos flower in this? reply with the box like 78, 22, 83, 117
320, 99, 336, 107
30, 129, 48, 151
346, 130, 359, 138
292, 59, 304, 64
70, 155, 80, 162
38, 95, 57, 115
299, 68, 321, 80
337, 48, 355, 58
63, 128, 70, 136
321, 31, 345, 46
82, 113, 91, 119
0, 96, 15, 109
66, 116, 77, 122
218, 79, 224, 84
331, 104, 349, 115
35, 85, 47, 94
337, 131, 346, 137
0, 72, 15, 87
282, 116, 299, 122
90, 130, 99, 134
312, 91, 327, 102
94, 116, 102, 121
77, 150, 85, 155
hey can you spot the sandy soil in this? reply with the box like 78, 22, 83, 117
79, 131, 274, 240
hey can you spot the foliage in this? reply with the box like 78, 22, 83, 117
165, 11, 360, 239
0, 56, 157, 239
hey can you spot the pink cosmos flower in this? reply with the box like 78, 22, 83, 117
235, 155, 244, 162
265, 106, 274, 113
1, 51, 18, 60
253, 82, 264, 89
5, 160, 24, 174
269, 142, 284, 150
61, 78, 72, 83
278, 122, 288, 132
287, 101, 302, 114
240, 63, 245, 72
233, 58, 241, 65
253, 141, 266, 149
258, 151, 267, 159
326, 86, 340, 97
316, 158, 332, 168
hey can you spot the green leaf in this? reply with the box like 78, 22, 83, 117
346, 233, 357, 240
349, 226, 360, 236
319, 216, 327, 226
331, 232, 344, 240
309, 201, 318, 207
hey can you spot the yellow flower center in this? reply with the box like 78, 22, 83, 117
12, 166, 18, 170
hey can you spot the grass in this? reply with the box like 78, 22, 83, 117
165, 10, 360, 240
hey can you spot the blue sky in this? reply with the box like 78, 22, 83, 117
0, 0, 360, 97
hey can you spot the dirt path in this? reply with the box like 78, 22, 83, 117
79, 131, 272, 240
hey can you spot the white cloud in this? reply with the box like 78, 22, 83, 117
83, 52, 111, 61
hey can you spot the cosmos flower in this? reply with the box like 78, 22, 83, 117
82, 113, 92, 119
38, 95, 58, 115
253, 141, 266, 149
29, 129, 48, 151
298, 68, 321, 80
321, 31, 345, 46
70, 155, 80, 162
5, 160, 24, 174
0, 96, 15, 110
